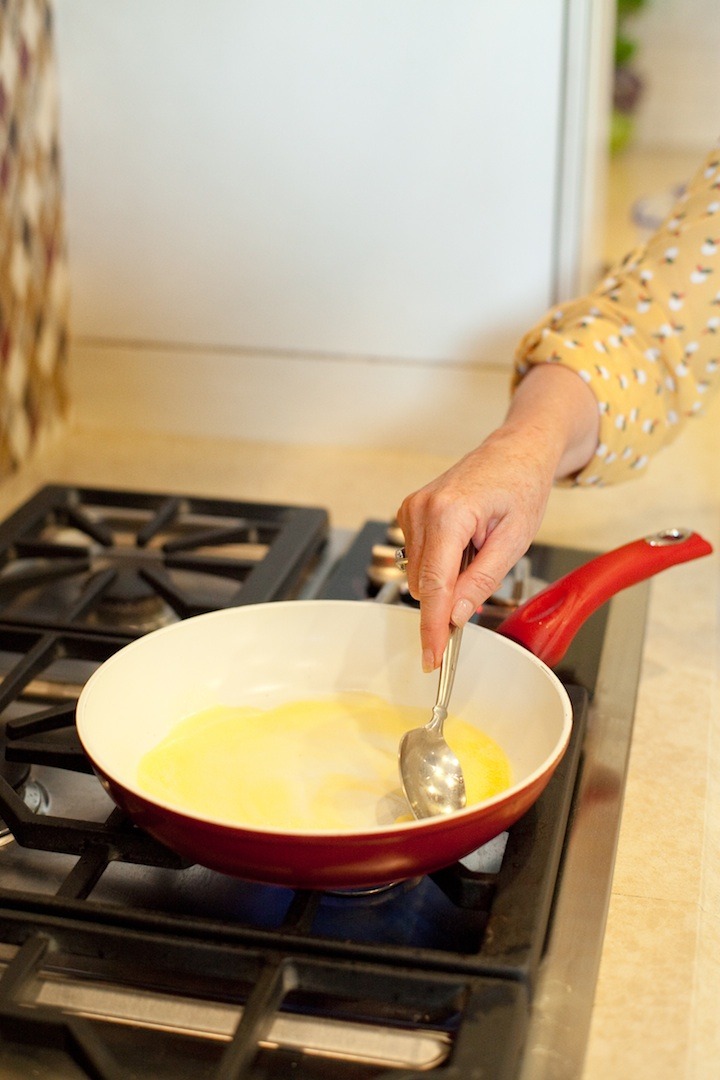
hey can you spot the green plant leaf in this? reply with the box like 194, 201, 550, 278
615, 34, 637, 66
617, 0, 650, 21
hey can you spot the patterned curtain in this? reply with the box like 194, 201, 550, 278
0, 0, 69, 479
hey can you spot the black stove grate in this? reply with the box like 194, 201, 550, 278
0, 486, 329, 635
0, 919, 531, 1079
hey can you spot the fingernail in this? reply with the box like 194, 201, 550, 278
422, 649, 435, 673
451, 598, 474, 627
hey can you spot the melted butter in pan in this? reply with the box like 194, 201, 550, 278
137, 692, 512, 832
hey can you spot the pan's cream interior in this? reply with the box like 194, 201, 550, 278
76, 600, 573, 833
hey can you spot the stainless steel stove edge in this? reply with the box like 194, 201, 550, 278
518, 580, 651, 1080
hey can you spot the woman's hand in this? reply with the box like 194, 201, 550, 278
396, 364, 599, 671
396, 427, 556, 672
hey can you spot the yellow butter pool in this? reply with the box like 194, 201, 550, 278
137, 691, 512, 831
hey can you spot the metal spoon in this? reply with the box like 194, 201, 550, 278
398, 542, 475, 819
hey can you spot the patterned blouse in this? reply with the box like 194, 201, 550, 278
513, 144, 720, 485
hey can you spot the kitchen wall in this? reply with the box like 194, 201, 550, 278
601, 1, 719, 278
629, 0, 720, 153
0, 0, 69, 479
53, 1, 613, 454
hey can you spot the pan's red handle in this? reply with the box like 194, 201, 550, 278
496, 528, 713, 667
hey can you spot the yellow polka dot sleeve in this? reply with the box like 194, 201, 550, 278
514, 145, 720, 485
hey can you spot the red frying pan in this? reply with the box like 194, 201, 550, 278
76, 528, 711, 888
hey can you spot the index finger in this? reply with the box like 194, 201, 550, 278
414, 532, 469, 671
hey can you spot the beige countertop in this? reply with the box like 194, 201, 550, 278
0, 377, 718, 1078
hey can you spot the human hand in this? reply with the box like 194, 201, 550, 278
396, 426, 556, 672
395, 364, 599, 671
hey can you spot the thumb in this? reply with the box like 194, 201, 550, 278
449, 536, 521, 627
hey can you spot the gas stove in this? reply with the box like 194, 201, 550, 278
0, 485, 650, 1080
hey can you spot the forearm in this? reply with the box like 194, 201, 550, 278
399, 143, 720, 671
501, 363, 599, 480
513, 145, 720, 485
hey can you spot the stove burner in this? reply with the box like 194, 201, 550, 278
88, 569, 172, 633
323, 877, 420, 898
0, 485, 329, 635
385, 519, 405, 549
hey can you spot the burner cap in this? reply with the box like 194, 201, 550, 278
94, 570, 171, 632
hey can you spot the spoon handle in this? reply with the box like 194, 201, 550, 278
428, 541, 476, 731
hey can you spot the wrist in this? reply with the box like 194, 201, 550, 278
506, 363, 599, 479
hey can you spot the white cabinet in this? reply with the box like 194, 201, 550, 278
54, 1, 612, 449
